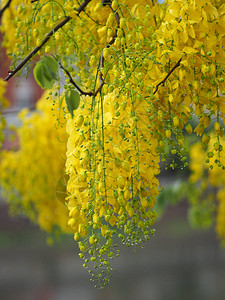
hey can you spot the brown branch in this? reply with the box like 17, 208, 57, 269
4, 0, 93, 81
0, 0, 12, 21
102, 0, 112, 6
93, 72, 104, 97
77, 0, 92, 14
153, 58, 182, 94
55, 56, 93, 97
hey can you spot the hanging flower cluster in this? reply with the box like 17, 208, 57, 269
66, 91, 159, 284
0, 92, 71, 234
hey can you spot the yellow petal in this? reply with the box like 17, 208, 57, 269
183, 46, 198, 54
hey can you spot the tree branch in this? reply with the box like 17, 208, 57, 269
55, 56, 93, 97
4, 0, 93, 81
77, 0, 92, 14
0, 0, 12, 22
153, 58, 182, 94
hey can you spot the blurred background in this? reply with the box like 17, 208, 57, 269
1, 197, 225, 300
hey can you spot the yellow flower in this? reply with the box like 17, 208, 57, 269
0, 92, 71, 234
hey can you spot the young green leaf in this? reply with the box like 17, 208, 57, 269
33, 56, 58, 89
42, 56, 58, 80
65, 89, 80, 118
33, 62, 53, 89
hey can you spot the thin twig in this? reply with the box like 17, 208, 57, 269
153, 58, 182, 94
54, 56, 93, 96
77, 0, 92, 14
0, 0, 12, 21
93, 72, 104, 97
4, 0, 92, 81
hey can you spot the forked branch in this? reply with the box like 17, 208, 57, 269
55, 56, 93, 97
153, 58, 182, 94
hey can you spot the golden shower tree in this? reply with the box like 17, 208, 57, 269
1, 0, 225, 288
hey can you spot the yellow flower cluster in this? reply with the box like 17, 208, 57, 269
0, 92, 71, 234
66, 91, 159, 285
154, 0, 225, 140
66, 91, 159, 236
1, 0, 225, 287
189, 135, 225, 245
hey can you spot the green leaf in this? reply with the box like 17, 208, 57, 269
65, 89, 80, 118
33, 63, 53, 89
33, 56, 58, 89
42, 56, 58, 80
